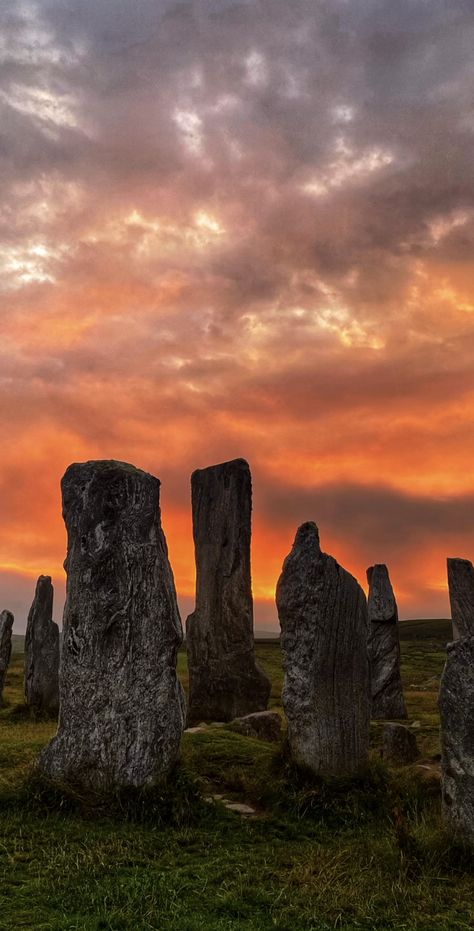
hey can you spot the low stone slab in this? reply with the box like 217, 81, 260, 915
382, 723, 419, 765
228, 710, 282, 743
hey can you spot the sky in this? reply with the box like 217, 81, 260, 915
1, 0, 474, 632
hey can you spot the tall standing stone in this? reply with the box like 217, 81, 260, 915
0, 610, 13, 706
447, 558, 474, 640
186, 458, 270, 723
39, 460, 185, 790
439, 557, 474, 843
367, 564, 406, 719
276, 522, 370, 777
25, 576, 60, 717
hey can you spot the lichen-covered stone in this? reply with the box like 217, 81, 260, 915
186, 458, 270, 723
25, 576, 59, 717
229, 710, 281, 743
0, 610, 13, 706
276, 522, 370, 777
439, 636, 474, 844
382, 723, 419, 765
447, 558, 474, 640
39, 460, 185, 790
367, 564, 406, 719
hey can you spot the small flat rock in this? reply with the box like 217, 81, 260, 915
228, 710, 282, 742
224, 801, 256, 816
185, 725, 208, 734
382, 723, 419, 765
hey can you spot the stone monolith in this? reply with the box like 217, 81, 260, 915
440, 558, 474, 843
439, 636, 474, 844
276, 522, 370, 777
367, 564, 406, 719
39, 459, 185, 790
186, 458, 270, 723
447, 558, 474, 640
382, 723, 419, 765
25, 576, 60, 717
0, 610, 13, 706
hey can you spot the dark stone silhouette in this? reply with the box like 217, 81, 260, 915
447, 557, 474, 639
0, 610, 13, 706
39, 460, 185, 790
440, 565, 474, 843
277, 522, 370, 777
382, 723, 419, 765
367, 564, 406, 719
25, 576, 59, 717
186, 458, 270, 723
229, 710, 281, 743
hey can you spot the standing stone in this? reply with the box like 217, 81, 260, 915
440, 558, 474, 843
382, 723, 419, 765
0, 610, 13, 706
367, 564, 407, 719
39, 460, 185, 790
447, 558, 474, 640
439, 637, 474, 844
25, 576, 60, 718
276, 522, 370, 777
186, 458, 270, 723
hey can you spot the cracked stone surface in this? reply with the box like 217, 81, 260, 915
277, 522, 370, 777
25, 576, 60, 717
0, 610, 13, 707
447, 558, 474, 640
39, 460, 185, 790
186, 458, 270, 723
367, 564, 406, 720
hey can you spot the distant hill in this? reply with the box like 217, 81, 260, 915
399, 618, 452, 641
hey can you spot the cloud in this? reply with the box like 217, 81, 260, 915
1, 0, 473, 629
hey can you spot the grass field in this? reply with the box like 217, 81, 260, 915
1, 619, 472, 931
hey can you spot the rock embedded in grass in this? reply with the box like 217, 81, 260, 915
277, 521, 370, 777
186, 458, 270, 723
382, 723, 419, 765
39, 459, 185, 790
228, 710, 282, 742
367, 564, 407, 719
0, 609, 13, 706
24, 576, 59, 718
447, 557, 474, 639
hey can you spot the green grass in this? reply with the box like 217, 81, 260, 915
1, 620, 473, 930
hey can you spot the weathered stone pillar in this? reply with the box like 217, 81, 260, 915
0, 610, 13, 706
276, 522, 370, 777
186, 458, 270, 723
367, 564, 406, 719
439, 557, 474, 843
25, 576, 60, 717
39, 460, 185, 790
447, 557, 474, 640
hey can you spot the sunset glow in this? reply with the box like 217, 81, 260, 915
1, 0, 474, 630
